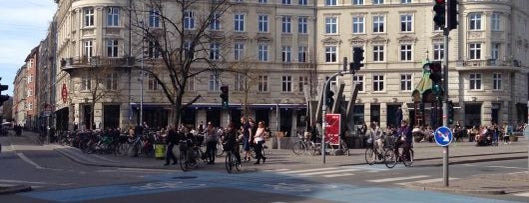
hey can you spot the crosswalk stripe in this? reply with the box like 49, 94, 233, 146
395, 178, 460, 185
278, 167, 340, 174
368, 175, 430, 183
297, 169, 362, 176
268, 169, 290, 172
323, 173, 355, 178
513, 192, 529, 197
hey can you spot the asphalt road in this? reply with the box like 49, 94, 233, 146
1, 136, 529, 203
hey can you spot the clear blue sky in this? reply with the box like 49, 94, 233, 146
0, 0, 56, 95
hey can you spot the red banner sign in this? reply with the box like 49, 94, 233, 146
61, 83, 68, 103
325, 114, 341, 145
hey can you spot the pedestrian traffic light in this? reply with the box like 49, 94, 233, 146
219, 85, 229, 109
429, 62, 443, 95
326, 88, 334, 107
448, 100, 454, 124
433, 0, 446, 28
0, 78, 9, 106
447, 0, 458, 31
350, 47, 364, 74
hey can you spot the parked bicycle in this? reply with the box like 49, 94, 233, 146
292, 132, 318, 155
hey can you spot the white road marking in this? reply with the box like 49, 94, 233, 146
323, 173, 355, 178
395, 178, 460, 185
268, 169, 290, 172
278, 167, 340, 174
117, 168, 176, 172
487, 165, 527, 170
513, 192, 529, 197
297, 169, 361, 176
368, 175, 430, 183
16, 153, 45, 169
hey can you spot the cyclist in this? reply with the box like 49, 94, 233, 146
205, 122, 218, 165
394, 120, 412, 161
222, 122, 241, 165
367, 122, 384, 157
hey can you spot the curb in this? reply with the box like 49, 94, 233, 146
403, 183, 507, 195
0, 185, 32, 195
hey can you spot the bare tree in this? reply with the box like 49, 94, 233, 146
130, 0, 233, 126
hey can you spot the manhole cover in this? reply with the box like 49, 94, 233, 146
172, 176, 197, 179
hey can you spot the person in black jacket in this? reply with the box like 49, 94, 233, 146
164, 125, 178, 166
223, 122, 241, 164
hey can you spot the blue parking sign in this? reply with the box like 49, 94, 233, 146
434, 126, 453, 146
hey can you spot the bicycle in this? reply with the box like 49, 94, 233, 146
292, 134, 318, 155
224, 147, 242, 173
384, 138, 414, 168
179, 139, 208, 172
364, 138, 387, 165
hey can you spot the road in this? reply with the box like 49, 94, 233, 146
1, 134, 528, 203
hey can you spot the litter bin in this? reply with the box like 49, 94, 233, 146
155, 144, 166, 159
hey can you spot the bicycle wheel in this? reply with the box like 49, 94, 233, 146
403, 149, 414, 167
179, 152, 190, 172
225, 152, 233, 173
384, 149, 397, 168
364, 148, 376, 165
216, 142, 225, 157
291, 141, 305, 155
340, 140, 350, 156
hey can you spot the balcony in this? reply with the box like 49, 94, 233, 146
455, 59, 521, 72
61, 56, 134, 73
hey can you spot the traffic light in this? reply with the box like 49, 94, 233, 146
429, 62, 443, 95
219, 85, 229, 109
447, 0, 458, 30
433, 0, 446, 28
325, 86, 334, 107
350, 47, 364, 73
448, 100, 454, 124
0, 78, 9, 106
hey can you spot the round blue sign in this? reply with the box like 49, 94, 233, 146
434, 126, 453, 146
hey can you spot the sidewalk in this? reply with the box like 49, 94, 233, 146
5, 130, 529, 196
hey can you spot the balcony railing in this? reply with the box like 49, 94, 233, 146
61, 56, 134, 72
457, 59, 521, 68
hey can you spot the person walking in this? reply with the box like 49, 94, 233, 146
164, 125, 178, 166
240, 117, 252, 162
205, 122, 218, 164
253, 121, 268, 164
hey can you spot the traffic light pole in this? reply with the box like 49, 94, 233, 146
321, 70, 348, 164
442, 27, 450, 187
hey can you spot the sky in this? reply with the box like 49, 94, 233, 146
0, 0, 57, 96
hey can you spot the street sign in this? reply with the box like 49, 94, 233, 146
324, 114, 341, 145
434, 126, 453, 146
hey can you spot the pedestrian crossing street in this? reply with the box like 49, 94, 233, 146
265, 165, 459, 186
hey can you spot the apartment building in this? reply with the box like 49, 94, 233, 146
12, 65, 27, 127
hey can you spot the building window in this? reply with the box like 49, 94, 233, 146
234, 13, 245, 32
353, 0, 364, 5
183, 41, 193, 59
400, 74, 412, 91
282, 0, 291, 4
27, 89, 32, 97
373, 74, 384, 92
325, 0, 337, 6
149, 8, 160, 28
433, 43, 444, 61
28, 103, 32, 111
299, 0, 307, 5
491, 12, 501, 31
258, 44, 268, 62
107, 7, 120, 27
352, 16, 364, 34
210, 12, 221, 30
84, 8, 94, 27
325, 17, 338, 34
400, 14, 413, 32
234, 43, 244, 61
259, 0, 267, 4
493, 73, 502, 90
84, 40, 93, 58
106, 72, 118, 90
469, 13, 482, 30
148, 74, 159, 90
491, 43, 500, 61
373, 15, 385, 33
373, 0, 384, 5
209, 74, 220, 91
298, 17, 308, 34
352, 75, 364, 92
469, 43, 481, 60
258, 15, 269, 33
282, 75, 292, 92
469, 73, 481, 90
27, 75, 32, 83
401, 0, 411, 3
183, 10, 195, 30
209, 42, 221, 60
235, 74, 246, 91
282, 46, 292, 63
107, 39, 119, 58
298, 46, 307, 62
282, 16, 292, 33
258, 75, 268, 92
299, 76, 308, 92
187, 76, 195, 91
325, 45, 337, 63
400, 44, 412, 61
82, 75, 91, 90
147, 41, 161, 58
373, 45, 384, 62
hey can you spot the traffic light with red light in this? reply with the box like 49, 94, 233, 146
350, 47, 364, 74
220, 85, 229, 109
433, 0, 446, 28
0, 77, 9, 106
447, 0, 459, 31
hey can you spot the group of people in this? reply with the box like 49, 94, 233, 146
162, 116, 270, 166
363, 120, 414, 160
